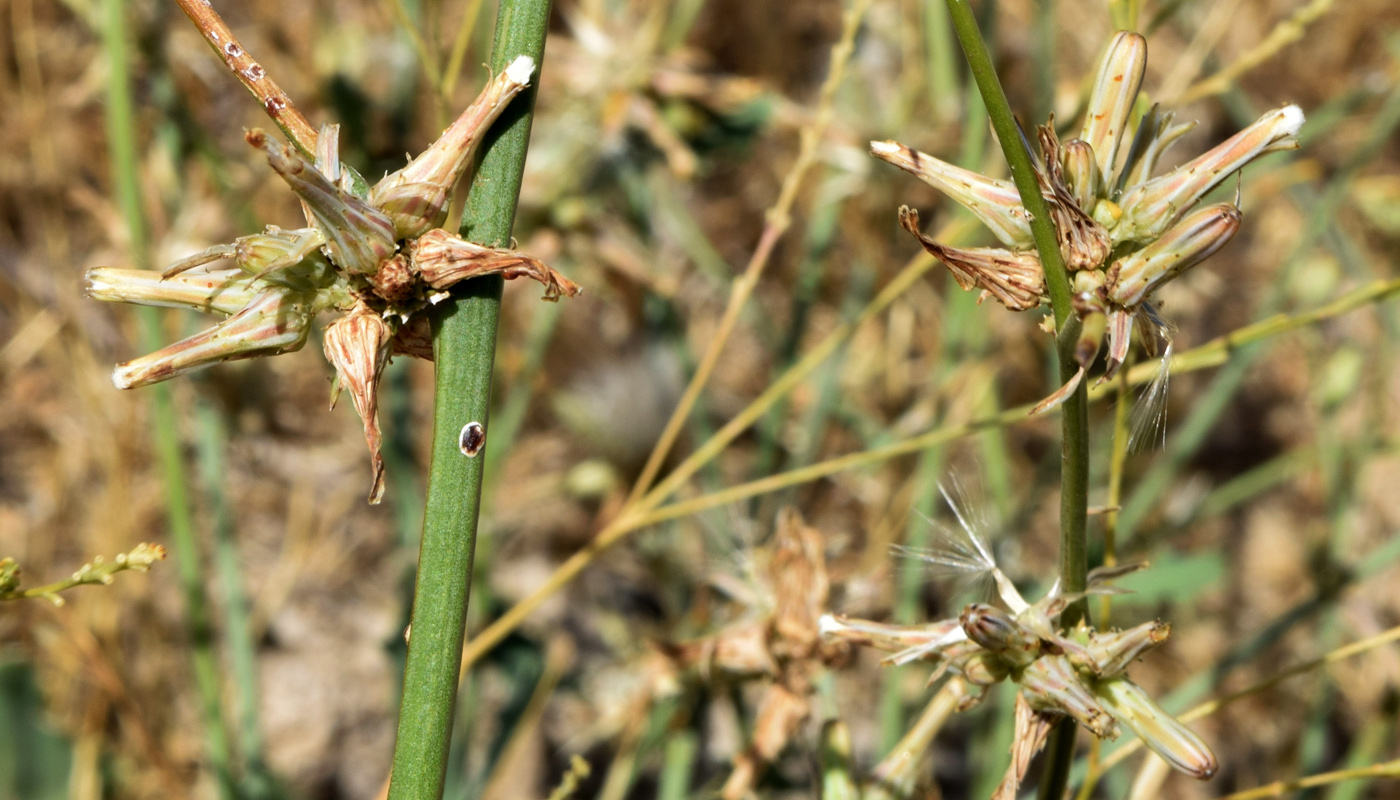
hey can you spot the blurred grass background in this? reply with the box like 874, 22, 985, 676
2, 0, 1400, 798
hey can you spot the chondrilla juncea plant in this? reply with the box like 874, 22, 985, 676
14, 1, 1400, 799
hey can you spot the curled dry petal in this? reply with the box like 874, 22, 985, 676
87, 267, 258, 315
323, 306, 393, 504
770, 508, 830, 659
721, 683, 810, 800
992, 693, 1057, 800
248, 129, 398, 275
1037, 124, 1113, 271
899, 207, 1045, 310
410, 228, 581, 300
1118, 107, 1198, 197
1108, 202, 1242, 307
1096, 678, 1218, 779
370, 56, 535, 238
112, 289, 312, 389
1080, 31, 1147, 181
872, 140, 1034, 247
1119, 105, 1303, 242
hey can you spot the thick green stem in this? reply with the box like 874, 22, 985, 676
942, 2, 1089, 798
387, 2, 551, 798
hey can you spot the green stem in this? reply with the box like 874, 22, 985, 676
386, 2, 552, 798
102, 1, 234, 797
942, 3, 1088, 798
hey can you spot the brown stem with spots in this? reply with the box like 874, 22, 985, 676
173, 0, 319, 157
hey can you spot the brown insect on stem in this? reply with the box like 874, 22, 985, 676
173, 0, 319, 158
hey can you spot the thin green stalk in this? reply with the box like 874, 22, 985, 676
102, 1, 234, 797
942, 4, 1088, 797
387, 1, 551, 798
196, 405, 276, 799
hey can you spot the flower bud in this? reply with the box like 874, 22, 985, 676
410, 229, 580, 301
1020, 655, 1117, 738
1096, 678, 1217, 779
370, 56, 535, 239
87, 267, 258, 315
231, 227, 325, 277
1080, 31, 1147, 181
323, 305, 393, 504
1119, 105, 1302, 241
1107, 202, 1242, 307
120, 543, 168, 571
1062, 139, 1102, 213
960, 604, 1040, 664
898, 207, 1045, 311
248, 128, 397, 275
112, 288, 313, 389
873, 141, 1034, 247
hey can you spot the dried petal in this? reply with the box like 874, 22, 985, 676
368, 253, 418, 304
1117, 107, 1198, 196
873, 141, 1034, 247
818, 614, 962, 653
1107, 202, 1242, 307
992, 693, 1057, 800
87, 267, 258, 315
323, 306, 393, 504
410, 229, 580, 300
248, 128, 398, 275
370, 56, 535, 238
770, 507, 829, 658
1119, 105, 1303, 242
1096, 678, 1217, 779
1037, 124, 1113, 271
722, 684, 809, 800
1080, 31, 1147, 180
898, 207, 1045, 311
112, 288, 313, 389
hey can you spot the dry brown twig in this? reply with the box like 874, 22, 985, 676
172, 0, 319, 157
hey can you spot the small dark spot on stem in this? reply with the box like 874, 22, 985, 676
459, 422, 486, 457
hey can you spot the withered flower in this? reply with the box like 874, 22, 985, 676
874, 30, 1303, 415
821, 482, 1218, 798
88, 55, 581, 503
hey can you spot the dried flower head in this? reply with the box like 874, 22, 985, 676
874, 30, 1304, 417
822, 484, 1216, 798
88, 55, 581, 503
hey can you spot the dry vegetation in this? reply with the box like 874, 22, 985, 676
2, 0, 1400, 798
